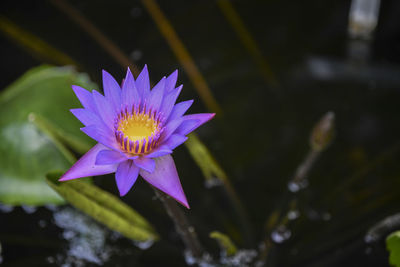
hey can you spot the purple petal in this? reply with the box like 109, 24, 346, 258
72, 85, 97, 112
102, 70, 122, 111
70, 108, 101, 127
175, 120, 198, 136
136, 65, 150, 99
165, 70, 178, 93
162, 134, 188, 150
81, 125, 119, 150
115, 160, 139, 196
167, 100, 193, 122
145, 145, 172, 158
140, 155, 189, 209
159, 85, 183, 122
175, 113, 215, 136
133, 157, 155, 173
59, 143, 118, 181
92, 90, 115, 128
160, 118, 183, 143
147, 77, 166, 112
121, 68, 140, 111
95, 149, 127, 165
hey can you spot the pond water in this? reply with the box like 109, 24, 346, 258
1, 0, 400, 266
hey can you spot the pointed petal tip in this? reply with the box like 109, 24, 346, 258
60, 144, 118, 182
101, 69, 110, 79
115, 160, 139, 198
181, 199, 190, 209
140, 64, 148, 74
165, 190, 189, 209
58, 176, 68, 182
175, 84, 183, 93
168, 69, 178, 79
199, 112, 216, 123
71, 84, 86, 92
58, 172, 79, 182
154, 188, 189, 209
140, 155, 189, 209
58, 170, 74, 181
119, 190, 128, 197
174, 190, 189, 209
125, 67, 133, 79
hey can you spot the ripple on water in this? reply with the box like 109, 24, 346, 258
219, 249, 258, 267
271, 225, 292, 244
53, 207, 113, 266
0, 203, 14, 213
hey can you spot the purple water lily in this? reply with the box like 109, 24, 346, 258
60, 66, 215, 208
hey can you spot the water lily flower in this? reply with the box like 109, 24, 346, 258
60, 66, 215, 208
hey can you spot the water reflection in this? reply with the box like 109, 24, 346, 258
271, 225, 292, 244
53, 207, 112, 266
0, 203, 14, 213
1, 0, 400, 266
0, 242, 3, 264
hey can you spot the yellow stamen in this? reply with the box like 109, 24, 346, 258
117, 111, 160, 154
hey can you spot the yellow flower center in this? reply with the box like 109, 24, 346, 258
118, 113, 157, 140
115, 110, 162, 154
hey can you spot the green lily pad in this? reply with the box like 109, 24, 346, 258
0, 65, 96, 206
47, 171, 159, 242
387, 231, 400, 267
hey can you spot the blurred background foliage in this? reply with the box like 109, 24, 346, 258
1, 0, 400, 266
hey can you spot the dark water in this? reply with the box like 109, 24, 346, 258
1, 0, 400, 266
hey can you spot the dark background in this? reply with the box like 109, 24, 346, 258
1, 0, 400, 266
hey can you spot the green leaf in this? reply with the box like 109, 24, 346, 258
46, 171, 159, 242
210, 231, 238, 256
387, 231, 400, 267
0, 65, 96, 206
0, 16, 78, 67
185, 133, 228, 184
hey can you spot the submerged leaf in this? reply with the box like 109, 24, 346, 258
387, 231, 400, 267
46, 171, 158, 242
210, 231, 238, 256
0, 65, 96, 206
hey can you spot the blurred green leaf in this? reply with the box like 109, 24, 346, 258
210, 231, 237, 256
387, 231, 400, 267
0, 65, 96, 206
0, 16, 78, 66
185, 133, 227, 184
46, 171, 159, 242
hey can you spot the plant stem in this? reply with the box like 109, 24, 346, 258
141, 0, 222, 114
154, 189, 204, 259
185, 133, 254, 246
48, 0, 140, 76
257, 112, 335, 266
290, 149, 320, 186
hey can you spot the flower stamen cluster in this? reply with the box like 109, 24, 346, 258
115, 105, 163, 155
